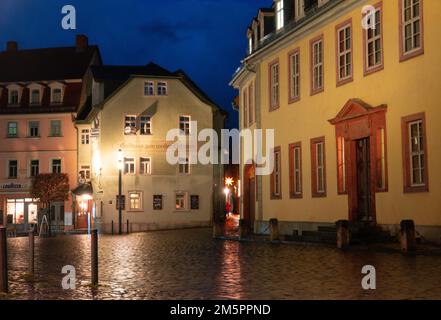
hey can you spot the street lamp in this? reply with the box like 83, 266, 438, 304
117, 149, 123, 235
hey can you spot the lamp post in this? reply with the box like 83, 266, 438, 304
117, 149, 123, 235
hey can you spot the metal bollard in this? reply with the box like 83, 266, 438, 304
269, 219, 280, 242
91, 229, 98, 286
127, 219, 129, 235
29, 229, 34, 275
111, 220, 114, 235
0, 227, 8, 293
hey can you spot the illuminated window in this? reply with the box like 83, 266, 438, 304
157, 82, 167, 96
129, 191, 142, 210
276, 0, 284, 30
179, 157, 190, 175
140, 116, 152, 135
140, 157, 151, 175
179, 116, 191, 135
124, 115, 137, 135
81, 129, 90, 145
7, 122, 17, 137
337, 137, 346, 194
79, 165, 91, 181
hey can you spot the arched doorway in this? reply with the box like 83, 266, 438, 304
243, 164, 256, 232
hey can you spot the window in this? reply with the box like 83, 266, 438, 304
124, 157, 135, 175
402, 113, 428, 192
52, 159, 62, 174
269, 60, 280, 110
376, 128, 387, 191
248, 83, 254, 125
144, 81, 154, 96
9, 90, 19, 105
29, 121, 39, 137
153, 195, 163, 210
129, 191, 142, 211
30, 89, 40, 104
337, 136, 347, 194
8, 160, 18, 179
51, 88, 62, 104
289, 143, 302, 198
243, 89, 248, 128
311, 36, 324, 94
175, 192, 188, 211
190, 195, 200, 210
79, 165, 91, 181
400, 0, 424, 61
270, 147, 282, 199
289, 49, 301, 102
7, 122, 17, 137
248, 36, 253, 55
30, 160, 39, 177
50, 120, 62, 137
336, 21, 353, 85
81, 129, 90, 145
140, 157, 151, 175
179, 116, 191, 135
157, 82, 167, 96
140, 116, 152, 135
311, 137, 326, 197
364, 3, 383, 75
276, 0, 284, 30
124, 115, 137, 135
179, 157, 190, 175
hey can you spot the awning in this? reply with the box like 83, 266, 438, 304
71, 183, 93, 196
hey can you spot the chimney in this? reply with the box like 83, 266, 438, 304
76, 35, 88, 52
6, 41, 18, 52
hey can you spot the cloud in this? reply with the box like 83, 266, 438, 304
138, 19, 209, 44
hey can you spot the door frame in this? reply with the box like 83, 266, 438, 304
243, 163, 256, 232
330, 99, 388, 223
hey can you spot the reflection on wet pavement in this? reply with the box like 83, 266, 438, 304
3, 228, 441, 300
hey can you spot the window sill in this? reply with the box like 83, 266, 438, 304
336, 76, 353, 87
310, 88, 324, 96
48, 135, 63, 138
312, 192, 327, 198
6, 136, 19, 139
270, 194, 282, 200
290, 193, 303, 199
403, 185, 429, 193
400, 48, 424, 63
127, 209, 143, 213
27, 136, 41, 139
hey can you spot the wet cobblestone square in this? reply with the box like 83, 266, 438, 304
3, 228, 441, 300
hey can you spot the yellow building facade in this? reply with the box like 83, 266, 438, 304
231, 0, 441, 241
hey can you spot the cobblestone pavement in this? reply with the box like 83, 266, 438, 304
2, 228, 441, 300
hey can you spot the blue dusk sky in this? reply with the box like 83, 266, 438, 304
0, 0, 270, 128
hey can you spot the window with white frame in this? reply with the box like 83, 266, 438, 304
276, 0, 284, 30
81, 129, 90, 145
293, 146, 302, 195
269, 61, 280, 110
50, 120, 62, 137
140, 157, 151, 175
7, 122, 18, 137
51, 159, 62, 174
124, 115, 137, 135
289, 50, 300, 101
366, 8, 382, 69
30, 89, 40, 105
402, 0, 422, 53
337, 24, 352, 82
124, 157, 135, 175
51, 88, 62, 104
157, 82, 167, 96
129, 191, 143, 211
8, 160, 18, 179
409, 120, 425, 186
144, 81, 154, 96
179, 116, 191, 135
79, 165, 91, 181
273, 149, 281, 197
140, 116, 152, 135
175, 192, 188, 211
29, 121, 39, 137
9, 90, 19, 105
179, 157, 190, 175
312, 38, 324, 92
30, 160, 39, 177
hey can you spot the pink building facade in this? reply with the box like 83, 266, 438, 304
0, 35, 101, 233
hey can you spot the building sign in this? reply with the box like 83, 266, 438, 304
116, 195, 125, 210
0, 182, 31, 191
191, 195, 200, 210
153, 195, 163, 210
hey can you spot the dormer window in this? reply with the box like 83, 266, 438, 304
30, 90, 40, 105
52, 88, 62, 104
276, 0, 284, 30
9, 90, 19, 105
248, 36, 253, 54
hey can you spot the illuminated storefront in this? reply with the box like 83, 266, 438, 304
6, 198, 39, 226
